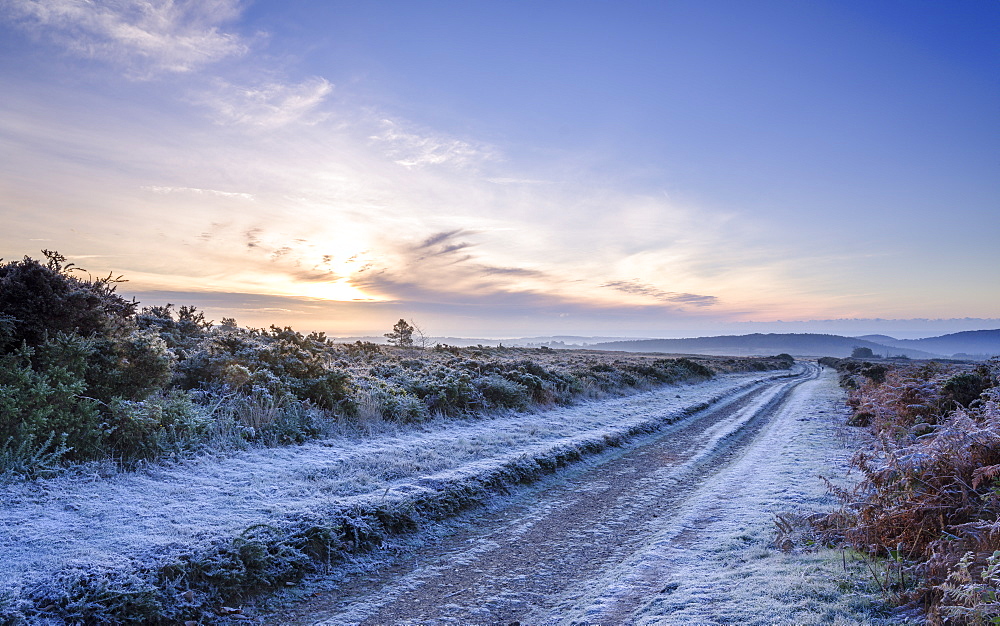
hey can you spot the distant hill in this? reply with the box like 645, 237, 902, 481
592, 333, 943, 359
854, 334, 903, 346
334, 329, 1000, 359
892, 329, 1000, 358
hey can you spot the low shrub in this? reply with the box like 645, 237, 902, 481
106, 391, 210, 462
353, 380, 428, 423
174, 325, 353, 413
0, 339, 105, 463
0, 431, 72, 479
475, 374, 530, 410
28, 565, 161, 625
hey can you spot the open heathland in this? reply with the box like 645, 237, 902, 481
1, 252, 802, 623
1, 363, 793, 624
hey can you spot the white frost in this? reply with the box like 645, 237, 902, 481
0, 370, 786, 594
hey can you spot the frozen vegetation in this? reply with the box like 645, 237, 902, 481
269, 364, 901, 625
818, 357, 1000, 624
0, 368, 792, 623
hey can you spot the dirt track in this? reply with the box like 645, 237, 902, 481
269, 363, 871, 625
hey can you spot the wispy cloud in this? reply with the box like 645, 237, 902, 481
486, 177, 554, 185
3, 0, 248, 77
412, 229, 478, 261
351, 229, 546, 304
290, 267, 340, 283
602, 280, 718, 307
142, 185, 254, 200
479, 266, 547, 278
199, 77, 334, 128
371, 119, 496, 169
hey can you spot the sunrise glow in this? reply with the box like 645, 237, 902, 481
1, 1, 997, 338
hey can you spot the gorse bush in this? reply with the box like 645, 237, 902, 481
0, 253, 174, 469
169, 322, 353, 412
475, 374, 530, 410
0, 341, 100, 470
0, 250, 136, 351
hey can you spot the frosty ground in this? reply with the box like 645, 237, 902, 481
0, 369, 781, 598
1, 363, 901, 624
269, 364, 901, 625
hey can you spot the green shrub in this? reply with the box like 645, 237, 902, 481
942, 370, 992, 408
259, 403, 328, 444
0, 340, 105, 462
135, 303, 212, 355
176, 325, 353, 413
28, 565, 161, 625
0, 252, 178, 469
409, 369, 481, 415
344, 340, 383, 358
0, 431, 72, 479
475, 374, 530, 410
84, 330, 173, 403
672, 357, 716, 379
0, 250, 136, 352
106, 391, 209, 462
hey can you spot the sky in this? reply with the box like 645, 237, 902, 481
1, 0, 998, 339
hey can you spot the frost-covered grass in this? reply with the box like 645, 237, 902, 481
0, 368, 791, 624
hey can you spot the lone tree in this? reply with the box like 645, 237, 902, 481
385, 318, 414, 348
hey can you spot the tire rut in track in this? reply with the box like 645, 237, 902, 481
272, 365, 818, 625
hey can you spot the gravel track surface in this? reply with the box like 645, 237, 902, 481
270, 362, 883, 625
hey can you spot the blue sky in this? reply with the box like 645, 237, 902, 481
1, 0, 997, 338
